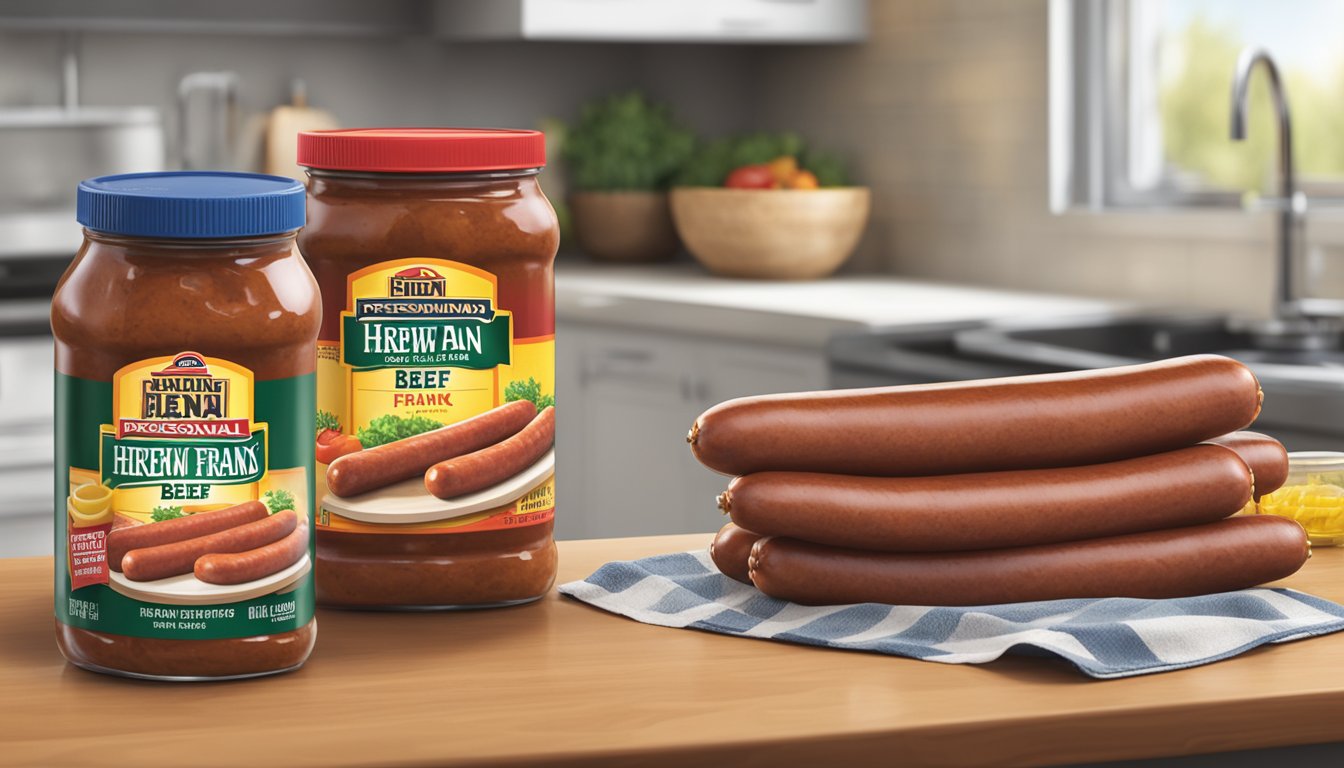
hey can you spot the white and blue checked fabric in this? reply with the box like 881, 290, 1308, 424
558, 548, 1344, 678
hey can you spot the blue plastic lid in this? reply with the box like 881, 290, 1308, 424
77, 171, 305, 238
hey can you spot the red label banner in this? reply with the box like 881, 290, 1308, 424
69, 523, 112, 590
117, 418, 250, 439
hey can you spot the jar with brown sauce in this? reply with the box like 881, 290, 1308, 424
52, 172, 319, 679
296, 129, 560, 609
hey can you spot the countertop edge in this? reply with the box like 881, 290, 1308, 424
8, 537, 1344, 767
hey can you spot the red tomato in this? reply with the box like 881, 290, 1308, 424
316, 430, 362, 464
724, 164, 777, 189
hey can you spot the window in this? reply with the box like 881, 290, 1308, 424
1050, 0, 1344, 212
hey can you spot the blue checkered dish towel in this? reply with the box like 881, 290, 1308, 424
558, 548, 1344, 679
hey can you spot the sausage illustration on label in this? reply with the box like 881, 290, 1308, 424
120, 510, 299, 583
326, 400, 538, 498
689, 354, 1262, 477
425, 406, 555, 500
107, 501, 269, 572
747, 515, 1310, 606
721, 444, 1253, 552
195, 525, 308, 585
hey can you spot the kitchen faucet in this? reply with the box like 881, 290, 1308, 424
1230, 47, 1300, 321
1229, 47, 1341, 347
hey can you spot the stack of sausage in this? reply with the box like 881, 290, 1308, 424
689, 355, 1309, 606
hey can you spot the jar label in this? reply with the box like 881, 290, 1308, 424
55, 355, 315, 640
316, 258, 555, 534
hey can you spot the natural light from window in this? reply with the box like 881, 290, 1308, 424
1153, 0, 1344, 195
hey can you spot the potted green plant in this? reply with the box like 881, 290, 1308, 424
562, 91, 694, 262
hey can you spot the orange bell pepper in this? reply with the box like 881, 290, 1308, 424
787, 170, 820, 190
767, 156, 799, 185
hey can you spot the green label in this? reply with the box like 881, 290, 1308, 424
341, 314, 512, 371
55, 363, 315, 641
100, 431, 266, 488
60, 584, 309, 641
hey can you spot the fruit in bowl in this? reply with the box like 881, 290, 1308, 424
724, 156, 819, 190
670, 135, 869, 280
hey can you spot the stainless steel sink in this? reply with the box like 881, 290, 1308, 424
954, 313, 1344, 451
829, 313, 1344, 450
957, 314, 1344, 369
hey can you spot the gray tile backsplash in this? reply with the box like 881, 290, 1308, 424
3, 1, 1319, 317
754, 0, 1290, 316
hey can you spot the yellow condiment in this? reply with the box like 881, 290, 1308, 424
1258, 479, 1344, 546
67, 483, 115, 527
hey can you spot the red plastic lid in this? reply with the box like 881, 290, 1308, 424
296, 128, 546, 173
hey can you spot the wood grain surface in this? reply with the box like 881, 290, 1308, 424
4, 534, 1344, 767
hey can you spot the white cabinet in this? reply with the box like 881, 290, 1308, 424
555, 321, 827, 540
436, 0, 868, 43
0, 337, 54, 557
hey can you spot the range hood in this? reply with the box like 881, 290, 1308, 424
435, 0, 867, 43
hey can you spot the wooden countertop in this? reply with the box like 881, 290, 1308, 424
4, 535, 1344, 767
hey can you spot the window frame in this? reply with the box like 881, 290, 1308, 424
1049, 0, 1243, 213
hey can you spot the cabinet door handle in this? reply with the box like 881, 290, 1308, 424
679, 376, 710, 403
693, 379, 710, 402
581, 347, 662, 384
597, 348, 653, 363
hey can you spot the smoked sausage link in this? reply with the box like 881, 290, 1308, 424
121, 510, 299, 582
326, 399, 537, 498
195, 526, 308, 585
747, 515, 1309, 606
425, 406, 555, 500
689, 354, 1262, 477
1204, 431, 1289, 500
723, 444, 1252, 552
709, 523, 762, 584
107, 500, 268, 572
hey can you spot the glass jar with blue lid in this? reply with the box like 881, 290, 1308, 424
51, 171, 321, 680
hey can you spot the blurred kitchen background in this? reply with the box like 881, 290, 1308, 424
4, 0, 1344, 555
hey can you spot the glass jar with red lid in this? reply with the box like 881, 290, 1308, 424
297, 128, 559, 609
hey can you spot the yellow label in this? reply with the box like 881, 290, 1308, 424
318, 259, 555, 534
100, 352, 267, 521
